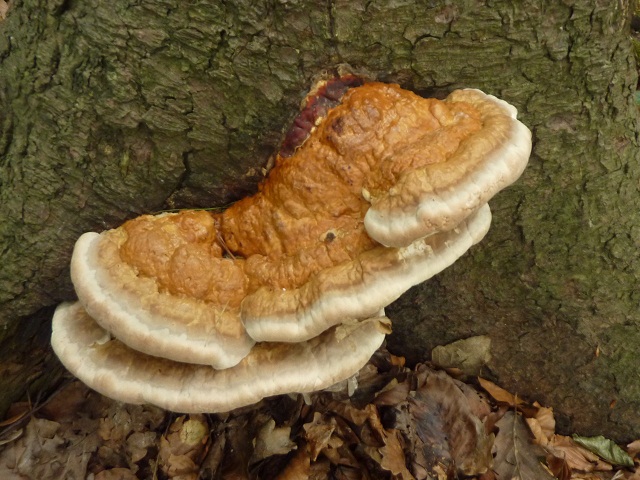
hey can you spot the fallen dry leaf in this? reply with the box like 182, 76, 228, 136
126, 431, 157, 463
431, 335, 492, 375
493, 411, 555, 480
275, 448, 311, 479
94, 467, 138, 480
408, 368, 493, 477
627, 439, 640, 457
0, 427, 23, 447
533, 402, 556, 439
547, 454, 572, 480
572, 434, 634, 468
1, 349, 636, 480
303, 412, 335, 461
251, 418, 297, 463
0, 416, 99, 480
378, 428, 416, 480
0, 410, 29, 429
0, 1, 8, 20
158, 415, 209, 479
527, 403, 558, 449
569, 474, 606, 480
323, 398, 371, 426
357, 403, 415, 479
546, 434, 613, 473
373, 378, 412, 406
527, 417, 549, 446
620, 469, 640, 480
478, 377, 526, 406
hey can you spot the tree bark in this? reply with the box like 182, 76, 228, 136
1, 0, 638, 440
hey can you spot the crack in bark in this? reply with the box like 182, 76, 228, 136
327, 0, 337, 51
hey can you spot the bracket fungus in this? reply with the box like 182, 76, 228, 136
52, 79, 532, 413
363, 88, 532, 247
52, 302, 390, 413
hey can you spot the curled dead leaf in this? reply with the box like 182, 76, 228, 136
431, 335, 491, 375
478, 377, 525, 406
303, 412, 335, 461
493, 411, 555, 480
545, 434, 612, 473
627, 438, 640, 457
409, 368, 493, 477
572, 434, 634, 468
159, 415, 210, 479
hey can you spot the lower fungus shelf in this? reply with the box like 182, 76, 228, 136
51, 302, 390, 413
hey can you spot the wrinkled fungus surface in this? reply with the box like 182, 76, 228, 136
121, 83, 489, 299
52, 80, 532, 413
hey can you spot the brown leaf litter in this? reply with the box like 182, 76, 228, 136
0, 349, 639, 479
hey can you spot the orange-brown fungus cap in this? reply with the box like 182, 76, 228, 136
57, 82, 530, 390
218, 83, 496, 291
363, 88, 532, 247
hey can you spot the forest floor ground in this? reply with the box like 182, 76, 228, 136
0, 347, 639, 480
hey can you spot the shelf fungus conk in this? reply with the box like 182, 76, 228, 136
52, 80, 532, 413
52, 302, 390, 413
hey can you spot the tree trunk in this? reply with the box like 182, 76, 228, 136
1, 0, 638, 440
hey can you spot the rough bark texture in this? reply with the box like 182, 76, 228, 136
0, 1, 638, 440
